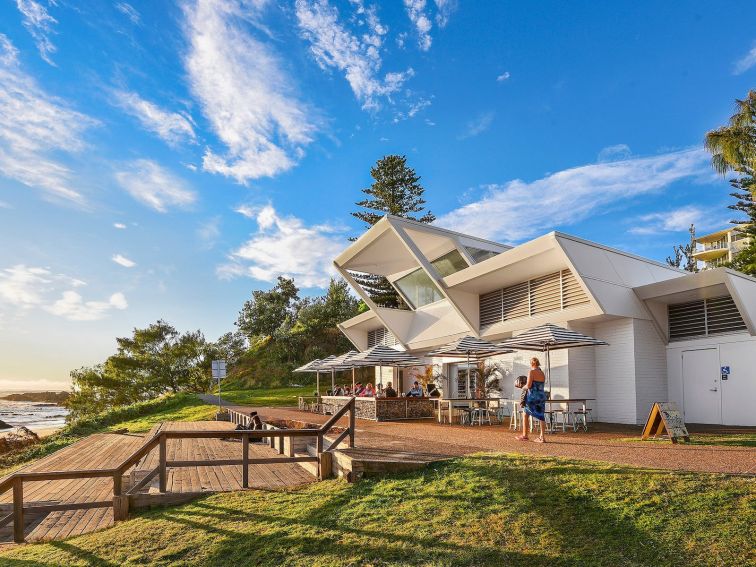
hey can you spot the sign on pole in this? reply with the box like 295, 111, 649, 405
211, 360, 227, 410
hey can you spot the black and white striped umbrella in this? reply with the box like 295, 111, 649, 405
293, 355, 337, 395
496, 324, 608, 392
319, 350, 360, 390
348, 345, 425, 388
428, 336, 513, 397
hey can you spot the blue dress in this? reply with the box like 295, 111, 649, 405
524, 380, 546, 422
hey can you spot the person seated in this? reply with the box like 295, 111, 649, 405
343, 385, 351, 396
407, 381, 424, 397
384, 381, 398, 398
333, 385, 343, 396
353, 382, 364, 396
515, 375, 528, 410
426, 383, 440, 397
362, 383, 376, 397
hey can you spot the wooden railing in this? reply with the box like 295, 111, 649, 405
0, 397, 356, 543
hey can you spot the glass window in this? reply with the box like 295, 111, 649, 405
431, 249, 469, 277
465, 246, 499, 263
394, 268, 444, 309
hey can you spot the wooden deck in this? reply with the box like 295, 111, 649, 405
0, 422, 316, 544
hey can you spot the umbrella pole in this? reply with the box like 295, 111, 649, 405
545, 348, 551, 394
316, 371, 320, 399
331, 369, 335, 393
352, 367, 355, 391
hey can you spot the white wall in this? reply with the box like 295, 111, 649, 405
667, 332, 756, 426
632, 318, 668, 424
594, 318, 637, 424
567, 322, 598, 417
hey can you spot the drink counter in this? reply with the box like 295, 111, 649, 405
319, 396, 435, 421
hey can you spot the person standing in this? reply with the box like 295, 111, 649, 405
517, 357, 547, 443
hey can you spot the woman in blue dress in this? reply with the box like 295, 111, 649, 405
517, 357, 547, 443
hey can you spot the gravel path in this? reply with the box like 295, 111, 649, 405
199, 395, 756, 475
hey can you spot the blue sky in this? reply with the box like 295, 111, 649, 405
1, 0, 755, 389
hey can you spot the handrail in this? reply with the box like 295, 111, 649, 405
1, 395, 358, 542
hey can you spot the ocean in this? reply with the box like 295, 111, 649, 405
0, 397, 69, 433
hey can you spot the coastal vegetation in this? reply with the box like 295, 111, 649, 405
0, 454, 752, 566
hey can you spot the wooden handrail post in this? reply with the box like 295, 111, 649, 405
113, 472, 122, 496
242, 433, 249, 489
159, 433, 167, 493
13, 477, 23, 543
348, 398, 355, 448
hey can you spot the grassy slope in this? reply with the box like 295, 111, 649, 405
0, 393, 215, 477
622, 432, 756, 448
217, 380, 321, 408
0, 454, 752, 567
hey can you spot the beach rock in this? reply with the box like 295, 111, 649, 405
0, 391, 70, 404
0, 426, 40, 454
0, 420, 11, 430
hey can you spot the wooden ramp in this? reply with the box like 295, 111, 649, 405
0, 423, 316, 544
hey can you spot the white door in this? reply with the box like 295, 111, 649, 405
682, 349, 721, 424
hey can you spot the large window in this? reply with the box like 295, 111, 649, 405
394, 268, 444, 309
431, 249, 469, 277
466, 246, 499, 263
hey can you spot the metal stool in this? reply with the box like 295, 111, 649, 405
471, 408, 492, 426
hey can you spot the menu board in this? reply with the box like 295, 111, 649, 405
642, 402, 690, 443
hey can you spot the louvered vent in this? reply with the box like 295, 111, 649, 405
668, 296, 746, 340
530, 272, 561, 314
478, 269, 591, 329
367, 327, 397, 348
562, 269, 590, 308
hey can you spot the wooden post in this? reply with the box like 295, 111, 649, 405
13, 477, 23, 544
159, 434, 167, 493
318, 451, 333, 480
242, 433, 249, 489
348, 400, 355, 448
316, 433, 324, 479
113, 473, 129, 521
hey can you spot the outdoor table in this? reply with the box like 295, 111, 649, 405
544, 398, 595, 432
434, 398, 515, 424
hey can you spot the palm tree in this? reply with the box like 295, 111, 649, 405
704, 90, 756, 175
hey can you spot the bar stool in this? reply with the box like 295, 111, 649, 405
509, 407, 520, 430
471, 408, 492, 426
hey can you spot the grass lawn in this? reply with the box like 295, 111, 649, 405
0, 453, 752, 567
621, 432, 756, 448
216, 381, 321, 408
0, 393, 216, 477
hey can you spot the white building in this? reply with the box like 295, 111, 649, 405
693, 225, 750, 269
334, 215, 756, 426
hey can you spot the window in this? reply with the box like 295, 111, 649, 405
466, 246, 499, 263
394, 268, 444, 309
431, 249, 469, 277
479, 269, 590, 328
668, 296, 747, 340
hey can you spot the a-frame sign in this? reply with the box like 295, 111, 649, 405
642, 402, 690, 443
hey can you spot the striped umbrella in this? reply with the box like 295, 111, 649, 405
496, 324, 608, 392
293, 355, 337, 396
428, 336, 514, 397
349, 345, 425, 389
319, 350, 360, 390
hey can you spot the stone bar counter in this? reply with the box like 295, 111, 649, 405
319, 396, 435, 421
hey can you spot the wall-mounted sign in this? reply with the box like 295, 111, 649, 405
721, 366, 730, 375
642, 402, 690, 444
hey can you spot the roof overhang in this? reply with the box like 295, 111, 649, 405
634, 268, 756, 340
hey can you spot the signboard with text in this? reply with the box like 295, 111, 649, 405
642, 402, 690, 443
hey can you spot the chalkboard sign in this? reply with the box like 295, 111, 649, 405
642, 402, 690, 443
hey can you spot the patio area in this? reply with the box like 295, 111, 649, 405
209, 396, 756, 476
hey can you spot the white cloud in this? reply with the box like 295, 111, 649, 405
629, 206, 722, 236
436, 149, 713, 242
0, 264, 125, 321
234, 204, 257, 219
496, 71, 510, 82
598, 143, 632, 162
112, 254, 136, 268
114, 159, 196, 212
433, 0, 457, 27
0, 201, 11, 209
46, 291, 128, 321
115, 2, 141, 25
219, 204, 345, 288
113, 90, 196, 146
197, 216, 221, 249
16, 0, 57, 65
296, 0, 413, 110
0, 35, 96, 204
113, 222, 127, 229
182, 0, 315, 184
404, 0, 432, 51
733, 44, 756, 75
458, 112, 494, 140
